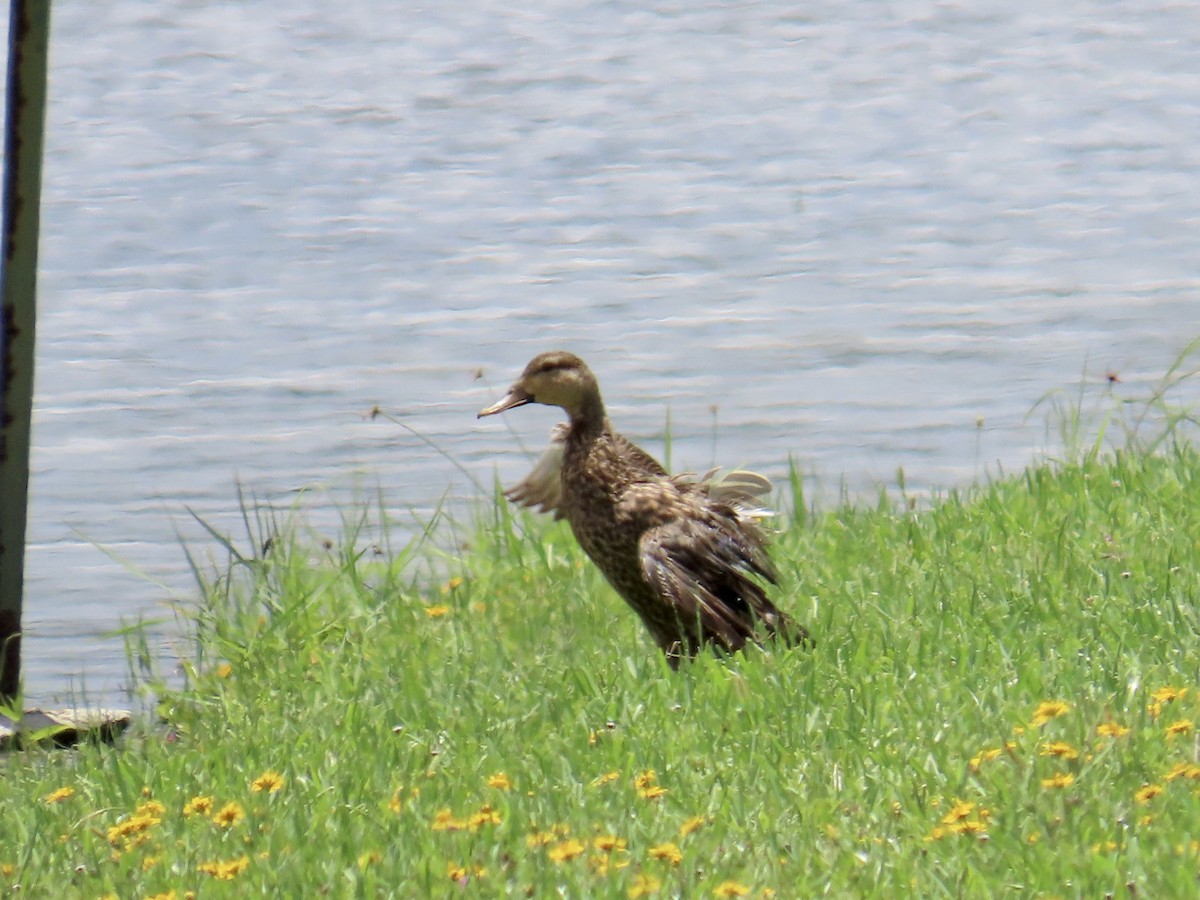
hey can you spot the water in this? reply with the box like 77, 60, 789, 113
10, 1, 1199, 706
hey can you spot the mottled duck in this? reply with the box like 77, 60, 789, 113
478, 350, 809, 667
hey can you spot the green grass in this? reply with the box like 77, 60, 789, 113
4, 416, 1200, 896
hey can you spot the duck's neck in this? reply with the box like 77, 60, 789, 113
566, 391, 607, 441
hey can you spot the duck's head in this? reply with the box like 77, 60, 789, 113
478, 351, 603, 422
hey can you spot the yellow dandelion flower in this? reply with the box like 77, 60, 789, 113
358, 851, 381, 869
947, 820, 988, 836
137, 800, 166, 817
215, 662, 233, 678
1165, 762, 1200, 781
680, 815, 706, 838
1148, 700, 1163, 720
1040, 741, 1079, 760
487, 772, 512, 790
1031, 700, 1071, 726
424, 604, 451, 618
198, 855, 250, 880
1135, 784, 1164, 803
639, 785, 669, 800
467, 804, 502, 829
1165, 762, 1191, 781
548, 839, 587, 863
145, 892, 175, 900
388, 790, 404, 814
0, 864, 14, 878
106, 812, 161, 845
1166, 719, 1193, 737
141, 855, 160, 872
591, 771, 620, 788
941, 801, 976, 824
123, 831, 153, 853
649, 842, 683, 865
1092, 840, 1119, 854
634, 770, 658, 790
224, 856, 250, 878
447, 862, 467, 881
1041, 772, 1075, 790
1139, 814, 1154, 827
440, 577, 464, 594
1026, 831, 1041, 845
183, 796, 214, 817
1096, 721, 1130, 738
969, 747, 1003, 772
1152, 686, 1187, 703
44, 787, 75, 804
925, 826, 947, 842
594, 835, 627, 853
431, 809, 467, 832
211, 802, 245, 829
526, 830, 555, 847
589, 854, 623, 875
714, 881, 751, 898
251, 771, 284, 793
628, 873, 663, 898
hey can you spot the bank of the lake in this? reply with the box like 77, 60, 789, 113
24, 0, 1200, 705
3, 440, 1199, 896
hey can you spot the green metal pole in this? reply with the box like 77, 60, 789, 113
0, 0, 52, 704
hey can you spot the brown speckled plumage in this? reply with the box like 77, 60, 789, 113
479, 350, 810, 666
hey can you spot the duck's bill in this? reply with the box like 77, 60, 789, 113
478, 389, 533, 417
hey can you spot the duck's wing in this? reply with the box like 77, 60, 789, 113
508, 424, 770, 521
605, 431, 669, 479
675, 468, 775, 519
634, 487, 785, 651
504, 424, 568, 519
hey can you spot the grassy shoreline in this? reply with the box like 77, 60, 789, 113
3, 440, 1200, 896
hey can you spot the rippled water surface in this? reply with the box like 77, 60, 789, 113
11, 1, 1200, 704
